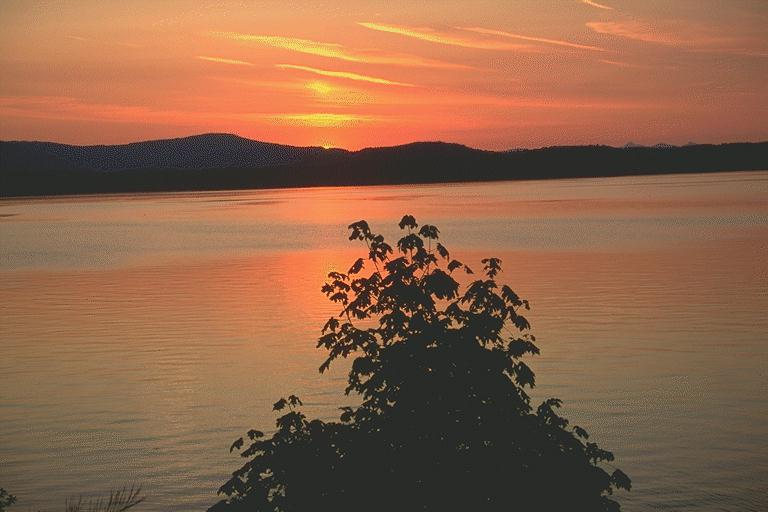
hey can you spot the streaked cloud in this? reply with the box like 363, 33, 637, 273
276, 64, 413, 87
305, 81, 335, 95
598, 59, 643, 68
586, 20, 768, 57
597, 59, 679, 71
586, 21, 685, 45
357, 22, 534, 51
196, 56, 254, 66
214, 32, 465, 68
462, 27, 606, 52
216, 33, 353, 60
581, 0, 613, 10
375, 91, 663, 110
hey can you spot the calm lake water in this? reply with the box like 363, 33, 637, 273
1, 172, 767, 511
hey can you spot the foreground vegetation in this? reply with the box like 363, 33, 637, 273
0, 486, 144, 512
211, 215, 630, 511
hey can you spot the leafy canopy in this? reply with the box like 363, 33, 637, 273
211, 215, 630, 512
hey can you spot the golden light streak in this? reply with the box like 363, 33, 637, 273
196, 56, 254, 66
462, 27, 606, 52
218, 33, 354, 60
269, 113, 374, 128
277, 64, 414, 87
581, 0, 614, 10
305, 81, 335, 95
357, 22, 533, 50
214, 32, 466, 68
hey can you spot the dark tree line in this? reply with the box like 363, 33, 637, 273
3, 139, 767, 197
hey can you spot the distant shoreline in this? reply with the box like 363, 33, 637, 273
3, 168, 766, 203
2, 135, 767, 198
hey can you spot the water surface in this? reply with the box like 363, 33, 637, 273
1, 172, 767, 511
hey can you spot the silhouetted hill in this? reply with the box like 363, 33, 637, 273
0, 133, 339, 172
1, 135, 766, 197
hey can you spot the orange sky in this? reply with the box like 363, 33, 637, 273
0, 0, 766, 150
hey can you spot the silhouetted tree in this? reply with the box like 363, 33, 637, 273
211, 216, 630, 511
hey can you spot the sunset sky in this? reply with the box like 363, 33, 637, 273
1, 0, 766, 150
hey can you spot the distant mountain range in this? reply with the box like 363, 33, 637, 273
1, 133, 767, 197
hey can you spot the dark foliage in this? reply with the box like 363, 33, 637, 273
64, 486, 145, 512
0, 486, 144, 512
0, 489, 16, 512
210, 216, 630, 512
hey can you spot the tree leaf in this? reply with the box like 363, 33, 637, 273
230, 437, 244, 453
348, 258, 365, 275
398, 214, 417, 230
418, 224, 440, 240
611, 469, 632, 491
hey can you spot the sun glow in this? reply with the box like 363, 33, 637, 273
272, 113, 372, 128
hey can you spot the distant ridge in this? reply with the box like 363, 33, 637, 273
0, 133, 342, 172
1, 134, 767, 197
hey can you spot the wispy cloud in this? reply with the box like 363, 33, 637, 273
586, 21, 685, 45
214, 32, 466, 68
581, 0, 613, 10
586, 20, 768, 56
216, 33, 354, 60
357, 22, 533, 51
384, 92, 662, 110
276, 64, 414, 87
461, 27, 606, 52
597, 59, 678, 70
196, 56, 254, 66
598, 59, 643, 68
